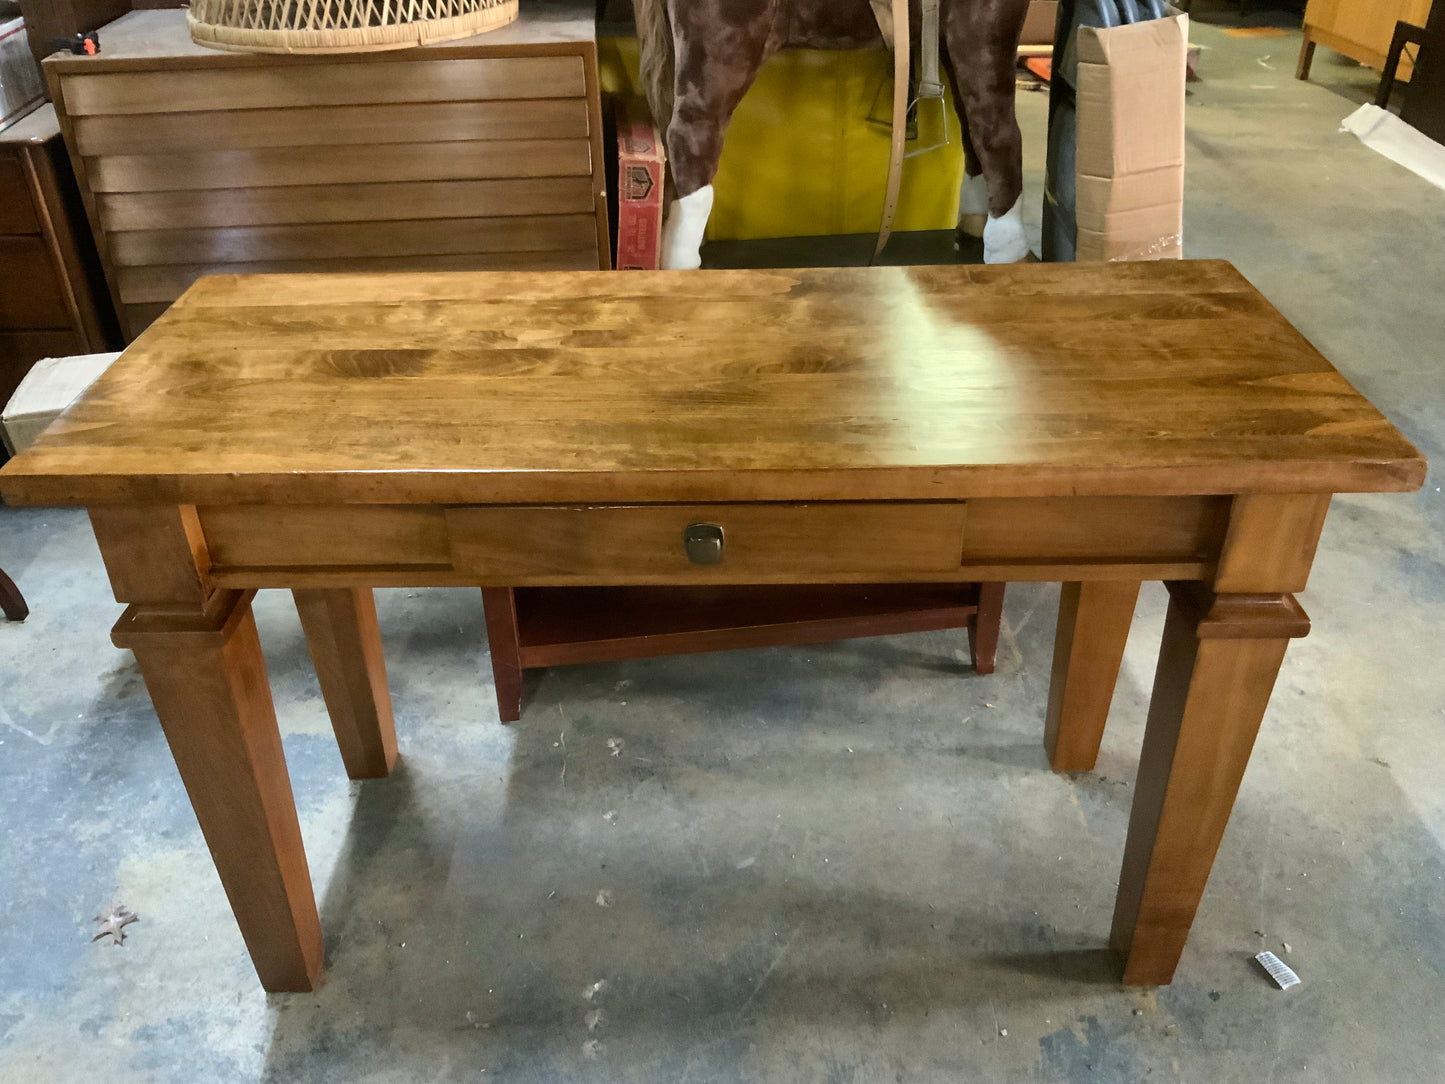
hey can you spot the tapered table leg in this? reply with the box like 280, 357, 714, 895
968, 582, 1006, 674
114, 590, 323, 991
294, 588, 397, 779
1111, 584, 1309, 985
1295, 30, 1316, 80
1044, 580, 1141, 771
482, 587, 524, 723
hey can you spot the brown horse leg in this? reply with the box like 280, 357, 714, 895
942, 50, 987, 239
660, 0, 779, 268
942, 0, 1031, 262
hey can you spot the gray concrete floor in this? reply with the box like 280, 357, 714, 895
2, 7, 1444, 1082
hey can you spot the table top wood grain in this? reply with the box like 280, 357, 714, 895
0, 261, 1425, 507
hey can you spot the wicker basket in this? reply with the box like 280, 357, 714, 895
187, 0, 520, 55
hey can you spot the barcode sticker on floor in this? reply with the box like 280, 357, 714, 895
1256, 951, 1301, 989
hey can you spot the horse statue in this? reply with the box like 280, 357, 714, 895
634, 0, 1033, 269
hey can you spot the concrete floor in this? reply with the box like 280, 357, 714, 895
2, 7, 1444, 1082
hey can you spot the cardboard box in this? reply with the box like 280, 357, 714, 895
0, 16, 43, 133
2, 352, 121, 457
1020, 1, 1059, 48
1074, 12, 1187, 261
614, 96, 665, 271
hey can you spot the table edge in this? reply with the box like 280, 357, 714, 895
0, 458, 1428, 508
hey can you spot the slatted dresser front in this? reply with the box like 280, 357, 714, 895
44, 2, 610, 341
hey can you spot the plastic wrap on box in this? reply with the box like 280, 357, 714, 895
2, 353, 122, 457
0, 17, 45, 132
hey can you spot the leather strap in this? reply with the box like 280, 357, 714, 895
919, 0, 944, 101
874, 0, 943, 260
873, 0, 911, 261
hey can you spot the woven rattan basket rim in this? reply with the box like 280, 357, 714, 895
187, 1, 519, 55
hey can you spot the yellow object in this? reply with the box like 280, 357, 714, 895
599, 36, 966, 241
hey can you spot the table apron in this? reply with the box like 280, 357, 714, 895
194, 495, 1231, 588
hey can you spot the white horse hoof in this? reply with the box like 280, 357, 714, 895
661, 185, 715, 270
983, 196, 1029, 264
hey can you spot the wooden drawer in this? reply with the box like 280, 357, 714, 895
0, 238, 70, 329
73, 98, 592, 156
0, 155, 39, 234
86, 139, 592, 193
108, 214, 599, 266
445, 503, 970, 584
98, 177, 598, 232
59, 56, 587, 116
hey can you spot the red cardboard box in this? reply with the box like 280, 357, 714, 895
614, 96, 665, 271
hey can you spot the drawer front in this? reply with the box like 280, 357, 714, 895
99, 176, 598, 232
59, 56, 587, 116
86, 140, 593, 193
445, 503, 969, 584
107, 213, 599, 266
0, 238, 70, 329
74, 98, 592, 157
0, 155, 39, 234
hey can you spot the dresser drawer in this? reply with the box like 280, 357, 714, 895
107, 213, 599, 265
445, 503, 969, 584
59, 56, 587, 116
74, 98, 592, 157
0, 156, 39, 234
0, 238, 69, 329
87, 139, 593, 193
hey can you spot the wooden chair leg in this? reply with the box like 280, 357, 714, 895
481, 587, 524, 723
0, 566, 27, 622
967, 582, 1005, 674
1375, 21, 1427, 106
294, 588, 398, 779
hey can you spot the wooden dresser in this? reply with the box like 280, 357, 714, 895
0, 103, 116, 414
44, 2, 611, 341
1298, 0, 1436, 81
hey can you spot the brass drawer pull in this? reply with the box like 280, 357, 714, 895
683, 522, 725, 565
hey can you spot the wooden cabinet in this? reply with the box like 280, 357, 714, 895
0, 104, 117, 420
1298, 0, 1436, 80
45, 4, 611, 341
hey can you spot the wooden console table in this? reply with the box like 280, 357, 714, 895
0, 262, 1424, 993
